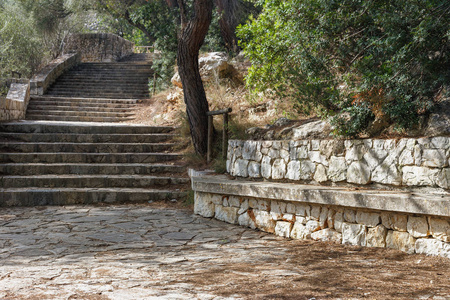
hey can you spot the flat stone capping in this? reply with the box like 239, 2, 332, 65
1, 82, 30, 121
30, 53, 80, 95
192, 176, 450, 217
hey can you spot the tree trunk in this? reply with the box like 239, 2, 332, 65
177, 0, 213, 156
215, 0, 239, 53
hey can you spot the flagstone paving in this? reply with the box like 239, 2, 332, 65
0, 204, 449, 299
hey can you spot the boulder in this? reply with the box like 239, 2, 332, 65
424, 98, 450, 136
171, 52, 242, 88
292, 120, 332, 139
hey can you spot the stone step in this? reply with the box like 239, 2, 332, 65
0, 142, 174, 153
26, 109, 136, 118
44, 91, 149, 99
75, 62, 152, 68
0, 132, 175, 143
30, 96, 139, 104
0, 122, 174, 134
57, 73, 152, 79
47, 82, 150, 89
26, 115, 135, 122
0, 188, 186, 207
1, 175, 189, 188
28, 101, 137, 109
26, 105, 137, 113
54, 78, 150, 84
0, 152, 181, 164
0, 163, 185, 175
46, 87, 149, 94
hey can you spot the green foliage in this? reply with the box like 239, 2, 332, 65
238, 0, 450, 136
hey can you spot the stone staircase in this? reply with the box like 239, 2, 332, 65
0, 53, 188, 207
26, 53, 152, 122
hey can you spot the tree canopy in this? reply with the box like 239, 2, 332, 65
238, 0, 450, 136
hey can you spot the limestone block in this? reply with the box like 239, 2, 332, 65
373, 139, 385, 150
319, 207, 329, 229
407, 216, 429, 238
268, 148, 280, 159
386, 231, 416, 254
328, 156, 347, 182
399, 150, 414, 166
366, 225, 387, 248
381, 213, 407, 232
282, 141, 289, 150
363, 148, 388, 171
428, 218, 450, 242
334, 211, 344, 233
320, 140, 345, 158
311, 140, 320, 151
286, 202, 296, 214
280, 149, 290, 161
305, 220, 321, 233
356, 211, 380, 227
344, 209, 356, 223
238, 199, 249, 214
402, 166, 440, 186
291, 222, 309, 239
430, 137, 450, 149
233, 159, 249, 177
414, 144, 423, 166
282, 213, 295, 222
271, 200, 287, 214
210, 194, 223, 205
296, 146, 309, 159
309, 206, 321, 221
299, 160, 316, 180
261, 147, 269, 155
242, 141, 262, 162
327, 209, 336, 229
415, 239, 450, 259
435, 169, 450, 189
295, 203, 310, 217
215, 206, 239, 224
384, 139, 396, 150
238, 212, 256, 229
422, 149, 448, 168
194, 193, 215, 218
406, 138, 416, 151
254, 210, 276, 233
227, 196, 241, 207
314, 164, 328, 183
296, 216, 307, 225
311, 228, 342, 243
248, 162, 261, 178
286, 161, 301, 180
254, 199, 270, 211
308, 151, 328, 166
272, 158, 286, 180
347, 161, 371, 184
272, 141, 281, 149
261, 156, 272, 179
372, 163, 401, 185
342, 223, 366, 246
270, 211, 283, 221
262, 141, 273, 148
275, 221, 293, 238
345, 144, 367, 163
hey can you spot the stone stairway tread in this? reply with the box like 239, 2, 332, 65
0, 162, 185, 175
26, 105, 137, 112
26, 115, 136, 122
30, 96, 139, 103
0, 122, 174, 134
0, 188, 186, 207
0, 152, 182, 163
1, 175, 189, 188
0, 132, 176, 143
26, 109, 136, 117
0, 142, 175, 153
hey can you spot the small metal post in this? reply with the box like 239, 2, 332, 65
207, 115, 213, 163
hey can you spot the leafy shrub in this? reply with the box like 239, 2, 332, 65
238, 0, 450, 136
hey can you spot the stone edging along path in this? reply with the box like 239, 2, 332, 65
191, 174, 450, 258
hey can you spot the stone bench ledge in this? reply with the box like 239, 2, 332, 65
192, 176, 450, 217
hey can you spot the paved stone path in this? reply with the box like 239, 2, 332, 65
0, 204, 449, 299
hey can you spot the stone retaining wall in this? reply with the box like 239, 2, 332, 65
0, 82, 30, 121
192, 177, 450, 258
227, 138, 450, 189
63, 33, 134, 62
30, 53, 80, 95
